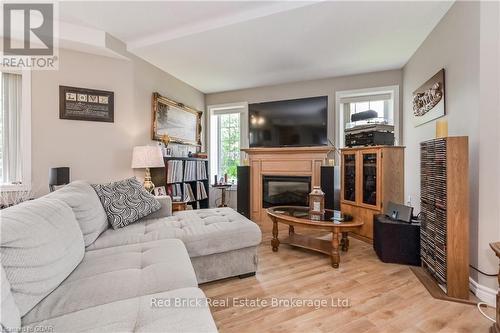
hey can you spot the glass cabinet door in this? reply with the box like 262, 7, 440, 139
362, 152, 378, 206
343, 153, 357, 202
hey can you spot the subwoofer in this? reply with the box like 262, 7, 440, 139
237, 166, 250, 218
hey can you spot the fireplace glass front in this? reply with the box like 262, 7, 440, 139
262, 175, 311, 208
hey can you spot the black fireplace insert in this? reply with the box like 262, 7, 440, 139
262, 175, 311, 208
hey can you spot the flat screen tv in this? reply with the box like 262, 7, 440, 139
249, 96, 328, 147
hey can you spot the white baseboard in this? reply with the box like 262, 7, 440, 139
470, 277, 497, 306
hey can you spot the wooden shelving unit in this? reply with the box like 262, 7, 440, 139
151, 157, 209, 209
340, 146, 405, 242
420, 137, 469, 300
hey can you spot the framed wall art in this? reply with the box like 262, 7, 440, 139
152, 92, 202, 146
59, 86, 114, 122
412, 69, 445, 127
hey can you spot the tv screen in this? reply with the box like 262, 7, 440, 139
249, 96, 328, 147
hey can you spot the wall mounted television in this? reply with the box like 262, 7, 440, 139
249, 96, 328, 147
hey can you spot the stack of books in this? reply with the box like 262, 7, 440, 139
183, 161, 197, 181
167, 183, 182, 197
183, 183, 196, 202
196, 161, 207, 180
166, 160, 183, 183
196, 181, 208, 200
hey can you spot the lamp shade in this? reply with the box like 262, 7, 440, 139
131, 146, 165, 169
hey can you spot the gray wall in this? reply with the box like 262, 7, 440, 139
206, 69, 403, 147
403, 1, 499, 291
31, 44, 205, 197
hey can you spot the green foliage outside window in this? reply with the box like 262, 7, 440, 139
218, 113, 240, 183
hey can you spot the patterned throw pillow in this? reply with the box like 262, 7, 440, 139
92, 177, 161, 229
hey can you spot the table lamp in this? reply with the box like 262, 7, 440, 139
49, 167, 70, 192
131, 146, 165, 192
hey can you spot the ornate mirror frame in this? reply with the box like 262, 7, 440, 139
151, 92, 202, 146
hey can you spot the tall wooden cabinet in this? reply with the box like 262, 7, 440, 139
340, 146, 405, 242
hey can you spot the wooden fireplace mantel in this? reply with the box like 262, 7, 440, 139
242, 146, 333, 225
242, 146, 333, 154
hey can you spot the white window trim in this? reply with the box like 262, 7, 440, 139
335, 85, 400, 148
207, 102, 249, 186
0, 68, 31, 192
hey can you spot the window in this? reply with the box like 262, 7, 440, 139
0, 70, 31, 191
336, 86, 399, 147
209, 103, 248, 185
217, 113, 240, 183
349, 100, 386, 120
343, 94, 393, 131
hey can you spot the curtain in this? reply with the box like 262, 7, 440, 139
1, 73, 22, 184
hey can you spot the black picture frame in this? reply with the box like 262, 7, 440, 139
59, 85, 114, 122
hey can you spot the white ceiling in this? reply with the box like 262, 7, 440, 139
59, 1, 454, 93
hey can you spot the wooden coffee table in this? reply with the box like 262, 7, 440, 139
267, 206, 363, 268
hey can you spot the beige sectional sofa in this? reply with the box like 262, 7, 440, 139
0, 181, 262, 332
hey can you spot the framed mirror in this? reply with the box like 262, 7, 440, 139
151, 92, 202, 146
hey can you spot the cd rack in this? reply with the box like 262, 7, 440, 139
419, 137, 469, 300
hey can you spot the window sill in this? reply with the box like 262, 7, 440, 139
0, 184, 31, 192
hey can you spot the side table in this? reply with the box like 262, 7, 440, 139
212, 184, 232, 207
172, 201, 188, 212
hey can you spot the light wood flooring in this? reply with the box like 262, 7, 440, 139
201, 226, 493, 333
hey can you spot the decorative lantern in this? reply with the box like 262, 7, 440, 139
309, 186, 325, 220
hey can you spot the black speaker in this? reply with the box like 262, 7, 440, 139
49, 167, 70, 192
351, 110, 378, 122
321, 166, 340, 210
237, 166, 250, 218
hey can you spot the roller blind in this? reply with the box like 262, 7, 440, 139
0, 72, 23, 184
339, 93, 392, 104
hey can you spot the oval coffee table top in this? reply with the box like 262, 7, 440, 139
267, 206, 363, 229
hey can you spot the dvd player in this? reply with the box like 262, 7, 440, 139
345, 131, 394, 147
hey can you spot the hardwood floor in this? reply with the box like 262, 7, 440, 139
201, 226, 493, 333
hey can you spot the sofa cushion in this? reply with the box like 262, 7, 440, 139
22, 239, 198, 325
140, 195, 172, 220
1, 265, 21, 332
86, 208, 262, 257
22, 288, 217, 333
46, 180, 108, 246
92, 177, 161, 229
0, 198, 84, 316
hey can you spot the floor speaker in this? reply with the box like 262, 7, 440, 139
321, 166, 340, 210
237, 166, 250, 218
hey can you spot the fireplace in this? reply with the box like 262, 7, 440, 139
262, 175, 311, 208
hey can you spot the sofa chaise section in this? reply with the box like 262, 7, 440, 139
87, 207, 262, 283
